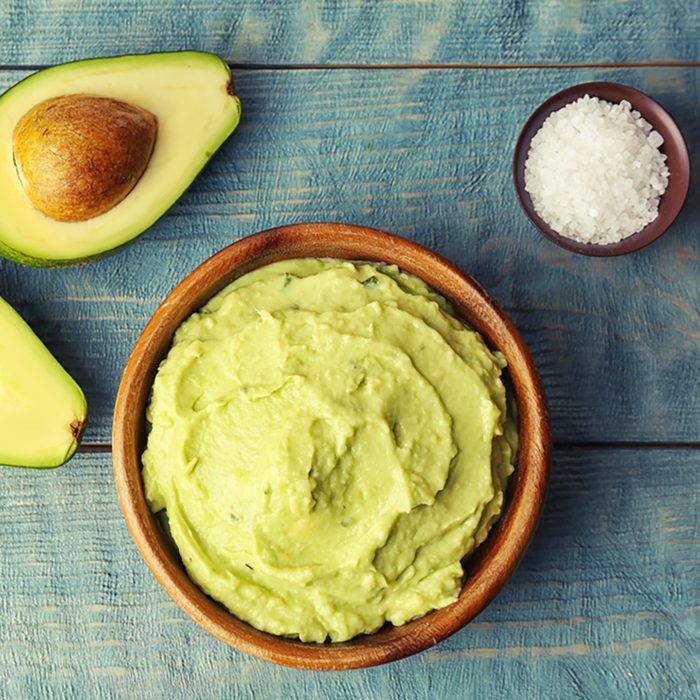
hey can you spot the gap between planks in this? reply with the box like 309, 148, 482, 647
230, 61, 700, 70
0, 61, 698, 73
555, 441, 700, 450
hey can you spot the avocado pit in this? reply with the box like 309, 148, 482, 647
12, 94, 157, 222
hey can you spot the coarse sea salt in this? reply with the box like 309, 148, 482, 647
524, 95, 670, 245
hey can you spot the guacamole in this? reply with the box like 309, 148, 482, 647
142, 259, 517, 643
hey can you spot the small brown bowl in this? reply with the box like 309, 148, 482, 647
112, 222, 550, 669
513, 82, 691, 256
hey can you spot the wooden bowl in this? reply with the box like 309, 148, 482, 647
112, 222, 550, 669
513, 82, 691, 256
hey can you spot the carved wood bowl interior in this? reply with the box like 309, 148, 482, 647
112, 222, 551, 670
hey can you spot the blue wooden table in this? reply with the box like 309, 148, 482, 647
0, 2, 698, 698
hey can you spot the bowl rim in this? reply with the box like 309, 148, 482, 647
512, 80, 691, 257
112, 222, 551, 670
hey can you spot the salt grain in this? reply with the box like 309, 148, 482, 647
523, 95, 670, 245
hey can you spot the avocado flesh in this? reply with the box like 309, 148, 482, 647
0, 51, 241, 266
0, 296, 87, 467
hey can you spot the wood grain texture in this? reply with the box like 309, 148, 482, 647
0, 66, 697, 444
0, 448, 697, 697
0, 1, 698, 66
0, 2, 697, 691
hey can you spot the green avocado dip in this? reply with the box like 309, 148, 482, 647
142, 258, 518, 643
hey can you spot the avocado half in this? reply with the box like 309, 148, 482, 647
0, 296, 87, 467
0, 51, 241, 266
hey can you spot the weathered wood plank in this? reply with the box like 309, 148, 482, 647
1, 66, 698, 444
0, 1, 698, 66
0, 448, 697, 698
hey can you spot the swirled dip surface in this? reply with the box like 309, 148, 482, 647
142, 259, 517, 642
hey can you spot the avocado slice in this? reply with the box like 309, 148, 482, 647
0, 51, 241, 266
0, 296, 87, 467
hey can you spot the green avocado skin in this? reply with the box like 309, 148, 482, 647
0, 236, 124, 267
0, 51, 242, 267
